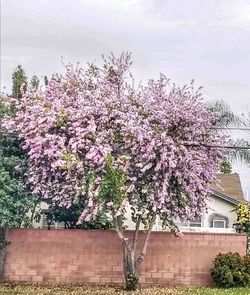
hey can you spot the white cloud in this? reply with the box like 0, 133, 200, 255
208, 0, 250, 30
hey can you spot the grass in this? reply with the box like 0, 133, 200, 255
0, 284, 249, 295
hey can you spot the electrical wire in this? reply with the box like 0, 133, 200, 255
213, 127, 250, 131
1, 130, 250, 150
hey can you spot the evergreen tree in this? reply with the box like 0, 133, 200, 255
220, 158, 232, 174
30, 75, 40, 91
0, 96, 36, 227
42, 197, 113, 230
12, 65, 27, 99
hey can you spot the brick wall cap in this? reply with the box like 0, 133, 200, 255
6, 228, 247, 237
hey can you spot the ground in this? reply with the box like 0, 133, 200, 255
0, 284, 249, 295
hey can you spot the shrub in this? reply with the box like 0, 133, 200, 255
211, 252, 250, 287
244, 254, 250, 275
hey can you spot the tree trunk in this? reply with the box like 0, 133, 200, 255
247, 232, 250, 255
0, 228, 8, 283
123, 245, 139, 290
114, 215, 155, 290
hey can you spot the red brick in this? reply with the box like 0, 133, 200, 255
3, 229, 247, 286
100, 277, 112, 283
31, 275, 43, 282
19, 275, 32, 281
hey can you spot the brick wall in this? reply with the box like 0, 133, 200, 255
3, 229, 247, 286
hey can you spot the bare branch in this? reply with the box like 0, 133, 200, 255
115, 226, 129, 247
136, 216, 155, 267
116, 215, 124, 231
113, 214, 130, 249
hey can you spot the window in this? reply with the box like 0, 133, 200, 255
209, 213, 228, 229
174, 220, 188, 227
213, 219, 226, 228
173, 218, 202, 228
190, 219, 202, 227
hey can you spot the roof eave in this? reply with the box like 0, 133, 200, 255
211, 190, 240, 205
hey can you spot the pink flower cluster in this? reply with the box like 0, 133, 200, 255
4, 53, 226, 226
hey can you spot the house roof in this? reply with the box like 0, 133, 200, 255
211, 173, 245, 204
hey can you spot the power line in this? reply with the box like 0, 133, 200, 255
185, 144, 250, 150
1, 130, 250, 150
213, 127, 250, 131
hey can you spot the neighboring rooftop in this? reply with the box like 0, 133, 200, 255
211, 173, 244, 202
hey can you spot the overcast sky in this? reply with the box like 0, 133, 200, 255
1, 0, 250, 197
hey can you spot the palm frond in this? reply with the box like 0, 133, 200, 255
228, 139, 250, 164
206, 100, 245, 127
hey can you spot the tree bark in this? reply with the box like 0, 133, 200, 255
133, 218, 141, 253
0, 228, 8, 283
136, 218, 155, 268
30, 195, 42, 226
247, 232, 250, 255
123, 245, 139, 290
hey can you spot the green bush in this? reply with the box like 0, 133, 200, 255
211, 252, 250, 287
244, 255, 250, 275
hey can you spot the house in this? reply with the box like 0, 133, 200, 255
39, 173, 245, 233
125, 173, 245, 233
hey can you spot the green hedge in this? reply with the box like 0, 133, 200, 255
211, 252, 250, 287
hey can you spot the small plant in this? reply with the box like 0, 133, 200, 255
211, 252, 250, 287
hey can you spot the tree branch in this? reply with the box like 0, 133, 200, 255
115, 226, 130, 247
136, 216, 155, 267
113, 214, 130, 249
133, 217, 141, 253
117, 215, 124, 232
30, 195, 43, 225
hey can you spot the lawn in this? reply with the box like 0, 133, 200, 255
0, 284, 249, 295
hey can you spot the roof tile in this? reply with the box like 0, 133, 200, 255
211, 173, 244, 201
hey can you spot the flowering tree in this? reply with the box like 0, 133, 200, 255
4, 53, 225, 289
